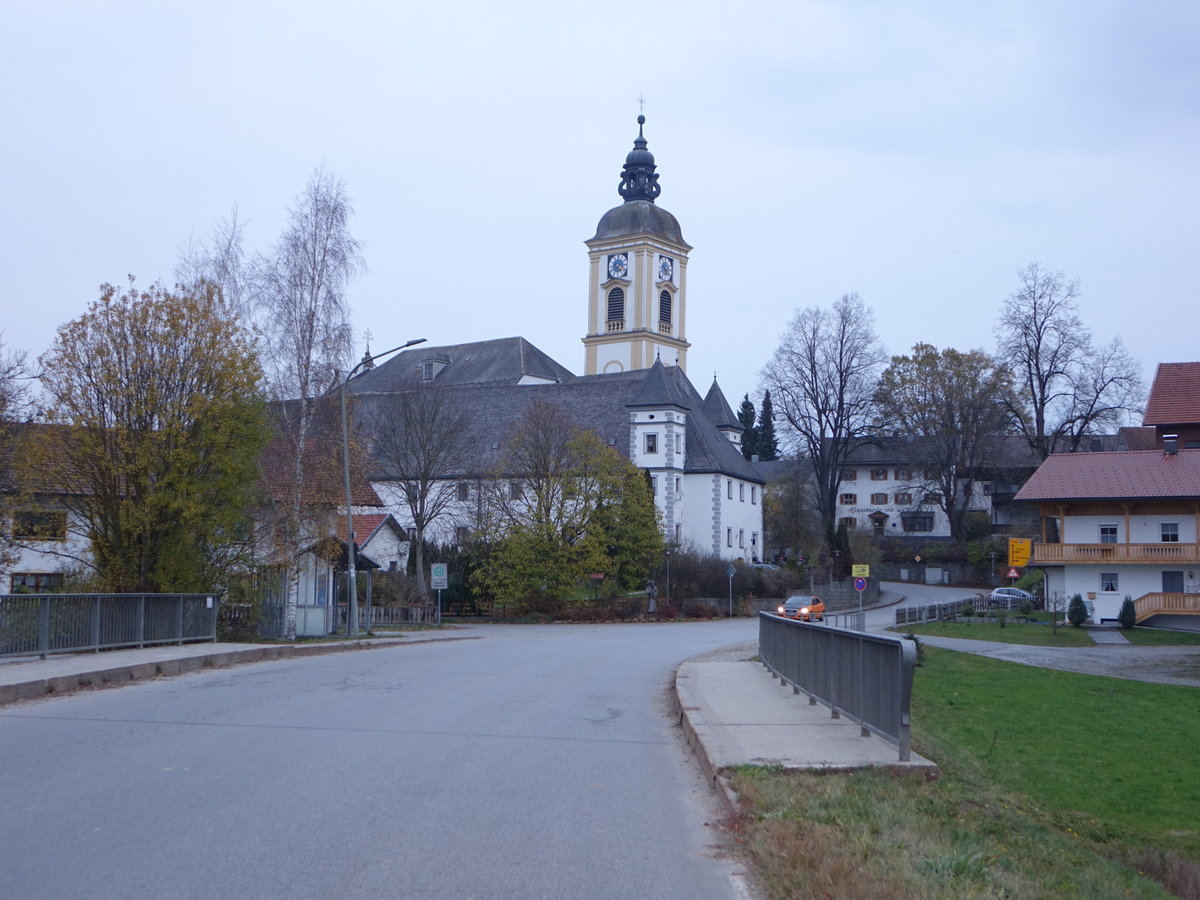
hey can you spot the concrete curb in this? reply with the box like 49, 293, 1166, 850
672, 664, 743, 817
0, 635, 479, 707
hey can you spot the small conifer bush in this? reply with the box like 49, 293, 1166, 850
1118, 595, 1137, 630
1067, 593, 1089, 627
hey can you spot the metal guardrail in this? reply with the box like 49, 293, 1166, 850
759, 612, 916, 761
0, 594, 219, 659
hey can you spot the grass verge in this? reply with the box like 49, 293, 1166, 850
729, 647, 1200, 898
1123, 628, 1200, 646
893, 620, 1095, 646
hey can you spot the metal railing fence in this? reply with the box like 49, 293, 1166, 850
759, 612, 916, 761
336, 604, 438, 628
0, 594, 219, 659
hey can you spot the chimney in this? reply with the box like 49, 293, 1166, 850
1164, 434, 1179, 455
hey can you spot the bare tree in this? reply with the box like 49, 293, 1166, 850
369, 384, 474, 598
997, 263, 1143, 459
175, 205, 250, 318
761, 293, 887, 538
253, 166, 365, 639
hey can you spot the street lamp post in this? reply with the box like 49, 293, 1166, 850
340, 337, 426, 638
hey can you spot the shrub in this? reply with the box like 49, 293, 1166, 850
904, 632, 926, 666
1067, 593, 1089, 627
961, 602, 975, 618
1118, 595, 1137, 630
1019, 598, 1033, 615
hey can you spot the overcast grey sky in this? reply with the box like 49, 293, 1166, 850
3, 1, 1197, 410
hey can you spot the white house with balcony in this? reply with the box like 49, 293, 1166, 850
1015, 441, 1200, 626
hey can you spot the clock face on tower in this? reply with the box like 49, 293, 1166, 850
607, 253, 628, 279
658, 255, 673, 282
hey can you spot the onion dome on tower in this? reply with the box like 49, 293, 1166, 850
591, 115, 686, 244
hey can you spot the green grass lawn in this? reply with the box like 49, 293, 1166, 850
1123, 627, 1200, 646
896, 619, 1096, 646
729, 647, 1200, 899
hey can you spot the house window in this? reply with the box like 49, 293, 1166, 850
839, 493, 857, 505
455, 526, 468, 545
871, 468, 888, 481
652, 476, 658, 496
13, 510, 67, 541
1163, 571, 1184, 593
841, 469, 857, 481
838, 517, 857, 530
1186, 440, 1200, 450
456, 483, 469, 501
738, 529, 744, 549
674, 477, 680, 494
1100, 572, 1119, 592
726, 528, 732, 547
607, 287, 625, 326
644, 433, 658, 454
901, 513, 934, 532
739, 483, 745, 502
407, 527, 417, 541
659, 290, 672, 326
674, 434, 681, 454
1099, 524, 1118, 544
422, 361, 435, 382
509, 481, 522, 500
10, 572, 64, 593
751, 486, 757, 505
727, 480, 733, 499
894, 493, 912, 505
1161, 523, 1179, 543
894, 468, 910, 480
870, 493, 888, 505
674, 524, 681, 543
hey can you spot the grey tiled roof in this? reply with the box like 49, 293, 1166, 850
347, 337, 575, 393
703, 379, 741, 431
357, 361, 763, 484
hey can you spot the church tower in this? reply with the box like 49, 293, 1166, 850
583, 116, 692, 375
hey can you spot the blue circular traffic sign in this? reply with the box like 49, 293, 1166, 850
854, 577, 867, 592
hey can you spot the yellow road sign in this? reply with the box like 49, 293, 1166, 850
1008, 538, 1031, 568
851, 564, 870, 577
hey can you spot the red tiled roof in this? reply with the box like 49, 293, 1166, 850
335, 513, 391, 544
1143, 362, 1200, 426
1014, 449, 1200, 502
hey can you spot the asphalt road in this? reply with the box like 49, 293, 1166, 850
0, 621, 759, 900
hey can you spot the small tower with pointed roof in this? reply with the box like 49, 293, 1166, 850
583, 116, 692, 376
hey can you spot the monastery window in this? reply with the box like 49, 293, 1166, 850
674, 476, 681, 494
1099, 524, 1118, 544
870, 493, 888, 505
456, 483, 469, 502
841, 468, 857, 481
1161, 523, 1179, 543
1100, 572, 1119, 593
839, 493, 857, 505
838, 517, 857, 530
644, 433, 658, 454
674, 434, 681, 454
894, 492, 912, 505
607, 287, 625, 326
12, 510, 67, 542
674, 524, 681, 543
652, 476, 658, 496
901, 513, 933, 532
509, 481, 522, 500
10, 572, 64, 593
659, 291, 672, 326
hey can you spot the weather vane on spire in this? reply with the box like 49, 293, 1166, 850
638, 94, 645, 116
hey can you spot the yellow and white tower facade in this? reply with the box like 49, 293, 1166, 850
583, 116, 692, 375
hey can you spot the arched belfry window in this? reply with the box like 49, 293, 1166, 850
658, 290, 672, 333
607, 287, 625, 332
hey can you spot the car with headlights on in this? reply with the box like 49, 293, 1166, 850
777, 595, 825, 622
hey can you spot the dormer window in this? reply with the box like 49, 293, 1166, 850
422, 361, 435, 382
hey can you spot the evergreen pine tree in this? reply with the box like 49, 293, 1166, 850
1067, 593, 1089, 627
758, 390, 779, 461
1117, 595, 1136, 629
737, 394, 759, 461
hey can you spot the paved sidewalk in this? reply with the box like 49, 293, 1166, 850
0, 631, 474, 706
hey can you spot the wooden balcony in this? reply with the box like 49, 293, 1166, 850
1135, 593, 1200, 623
1032, 543, 1200, 565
